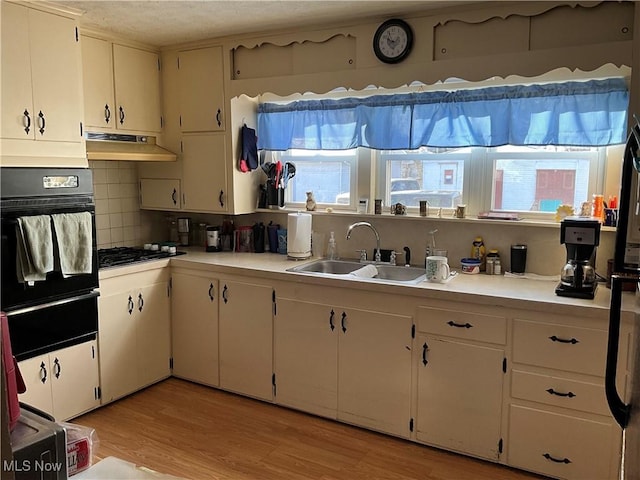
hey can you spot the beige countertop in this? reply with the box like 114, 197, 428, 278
144, 249, 639, 321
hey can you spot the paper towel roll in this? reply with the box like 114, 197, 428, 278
287, 212, 312, 259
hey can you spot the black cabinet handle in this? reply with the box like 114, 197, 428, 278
546, 388, 576, 398
53, 358, 61, 378
329, 309, 335, 331
549, 335, 579, 344
222, 284, 228, 304
447, 320, 472, 329
341, 312, 347, 333
38, 110, 45, 135
119, 106, 125, 125
39, 361, 47, 384
105, 104, 111, 124
543, 453, 571, 464
127, 295, 134, 315
23, 109, 31, 134
138, 293, 144, 312
219, 190, 225, 208
422, 342, 429, 365
171, 188, 177, 205
216, 108, 222, 127
208, 283, 214, 302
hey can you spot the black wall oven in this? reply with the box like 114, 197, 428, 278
1, 168, 99, 361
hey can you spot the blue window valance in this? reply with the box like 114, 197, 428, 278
257, 78, 629, 150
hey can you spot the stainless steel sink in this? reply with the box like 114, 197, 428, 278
287, 259, 426, 284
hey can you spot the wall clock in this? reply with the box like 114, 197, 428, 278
373, 19, 413, 64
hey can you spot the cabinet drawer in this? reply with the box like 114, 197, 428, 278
511, 369, 609, 416
508, 405, 618, 480
417, 306, 506, 344
513, 319, 606, 376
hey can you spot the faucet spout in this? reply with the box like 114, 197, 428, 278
346, 221, 381, 262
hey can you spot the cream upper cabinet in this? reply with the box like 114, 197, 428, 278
1, 2, 84, 166
181, 134, 228, 213
178, 46, 225, 132
81, 35, 115, 129
171, 271, 219, 386
81, 36, 162, 133
218, 279, 273, 401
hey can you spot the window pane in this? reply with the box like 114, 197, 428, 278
280, 150, 355, 205
379, 148, 466, 208
491, 146, 594, 212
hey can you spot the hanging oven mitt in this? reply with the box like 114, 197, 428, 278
239, 124, 258, 172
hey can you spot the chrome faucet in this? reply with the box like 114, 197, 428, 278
346, 221, 381, 262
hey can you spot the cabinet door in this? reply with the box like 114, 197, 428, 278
98, 290, 139, 402
274, 298, 338, 418
338, 308, 412, 437
18, 354, 54, 416
113, 44, 162, 132
50, 340, 100, 421
416, 336, 504, 460
171, 273, 219, 386
136, 281, 171, 387
219, 280, 273, 400
29, 8, 83, 143
181, 134, 228, 213
140, 178, 181, 210
1, 2, 34, 140
81, 35, 115, 129
178, 46, 225, 132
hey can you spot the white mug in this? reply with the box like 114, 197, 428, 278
426, 255, 450, 283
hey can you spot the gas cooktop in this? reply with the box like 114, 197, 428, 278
97, 247, 184, 268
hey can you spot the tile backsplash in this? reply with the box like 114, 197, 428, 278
90, 161, 148, 248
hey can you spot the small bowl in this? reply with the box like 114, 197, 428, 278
461, 258, 481, 274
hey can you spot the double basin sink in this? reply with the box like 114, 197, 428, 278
287, 259, 427, 285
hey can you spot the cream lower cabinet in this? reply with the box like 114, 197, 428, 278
415, 305, 507, 461
98, 267, 171, 403
274, 296, 413, 438
507, 315, 629, 480
218, 278, 273, 401
171, 271, 219, 386
18, 340, 100, 421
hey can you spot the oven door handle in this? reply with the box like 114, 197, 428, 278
5, 291, 100, 317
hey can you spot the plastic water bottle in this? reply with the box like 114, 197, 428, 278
327, 232, 337, 260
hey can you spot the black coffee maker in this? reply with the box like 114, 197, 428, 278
556, 217, 601, 299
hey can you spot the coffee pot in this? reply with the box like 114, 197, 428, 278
555, 217, 600, 299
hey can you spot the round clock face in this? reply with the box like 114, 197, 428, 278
373, 19, 413, 64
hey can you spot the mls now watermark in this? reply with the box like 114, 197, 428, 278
3, 459, 65, 473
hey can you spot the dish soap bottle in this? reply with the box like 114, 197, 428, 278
327, 231, 337, 260
471, 236, 486, 271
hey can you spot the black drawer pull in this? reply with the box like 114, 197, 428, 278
208, 283, 214, 301
546, 388, 576, 398
447, 321, 472, 329
105, 104, 111, 124
53, 357, 61, 378
329, 309, 335, 331
549, 335, 579, 344
39, 362, 47, 384
23, 109, 31, 134
127, 295, 134, 315
543, 453, 571, 464
422, 342, 429, 365
341, 312, 347, 333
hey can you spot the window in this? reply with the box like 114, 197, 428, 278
377, 148, 468, 209
487, 146, 601, 214
276, 149, 357, 208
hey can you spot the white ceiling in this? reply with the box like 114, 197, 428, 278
56, 0, 480, 47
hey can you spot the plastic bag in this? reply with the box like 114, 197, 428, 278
61, 422, 100, 476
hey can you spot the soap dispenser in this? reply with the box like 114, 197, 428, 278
327, 231, 337, 260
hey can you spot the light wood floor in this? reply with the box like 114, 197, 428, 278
75, 378, 546, 480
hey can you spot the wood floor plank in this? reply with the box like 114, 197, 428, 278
74, 378, 546, 480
